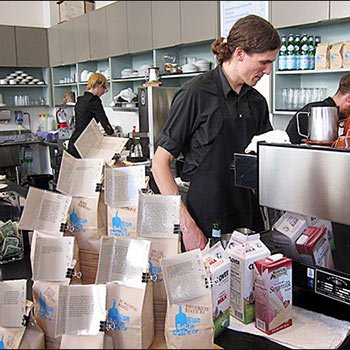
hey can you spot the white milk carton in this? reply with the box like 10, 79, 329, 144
295, 226, 335, 269
226, 231, 270, 324
254, 254, 293, 335
273, 211, 308, 260
202, 242, 231, 338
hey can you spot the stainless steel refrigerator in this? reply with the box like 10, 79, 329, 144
137, 86, 179, 159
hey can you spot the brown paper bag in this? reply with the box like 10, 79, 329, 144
60, 334, 111, 349
19, 318, 45, 349
342, 41, 350, 68
107, 206, 138, 238
106, 282, 154, 349
164, 294, 214, 349
66, 193, 107, 253
315, 43, 330, 70
148, 236, 180, 302
32, 281, 68, 349
330, 42, 344, 69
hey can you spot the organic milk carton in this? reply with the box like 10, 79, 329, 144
254, 254, 293, 335
273, 211, 308, 260
226, 231, 270, 324
202, 242, 231, 338
295, 226, 335, 269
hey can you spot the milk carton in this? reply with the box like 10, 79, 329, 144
226, 231, 270, 324
202, 242, 231, 338
305, 216, 335, 251
295, 226, 335, 269
273, 211, 308, 260
254, 254, 293, 335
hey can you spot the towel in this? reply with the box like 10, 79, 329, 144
245, 130, 291, 154
228, 306, 350, 349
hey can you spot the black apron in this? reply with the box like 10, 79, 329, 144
186, 79, 264, 238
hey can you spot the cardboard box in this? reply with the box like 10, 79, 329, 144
226, 231, 270, 324
254, 254, 293, 335
203, 242, 231, 338
57, 1, 95, 23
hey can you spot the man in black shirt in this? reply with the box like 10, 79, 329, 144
286, 73, 350, 144
152, 15, 281, 251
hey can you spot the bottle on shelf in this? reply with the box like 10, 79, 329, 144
308, 35, 315, 70
286, 33, 296, 71
209, 222, 222, 248
294, 34, 301, 70
278, 35, 287, 71
315, 35, 321, 48
300, 33, 309, 70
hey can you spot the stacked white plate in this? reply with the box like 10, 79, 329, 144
195, 59, 211, 71
121, 68, 138, 78
181, 63, 199, 73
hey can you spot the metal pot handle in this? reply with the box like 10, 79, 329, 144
296, 111, 309, 138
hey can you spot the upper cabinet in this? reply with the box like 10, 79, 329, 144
330, 1, 350, 20
180, 1, 218, 44
126, 1, 153, 53
151, 1, 181, 49
271, 1, 329, 28
15, 27, 49, 67
88, 7, 108, 60
106, 1, 128, 57
48, 24, 62, 67
72, 14, 90, 63
59, 20, 76, 65
0, 26, 17, 67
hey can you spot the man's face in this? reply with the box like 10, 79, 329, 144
236, 49, 278, 86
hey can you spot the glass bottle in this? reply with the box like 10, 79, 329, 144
210, 222, 222, 248
278, 35, 287, 71
308, 35, 315, 70
300, 34, 309, 70
294, 34, 301, 70
286, 33, 296, 70
315, 35, 321, 48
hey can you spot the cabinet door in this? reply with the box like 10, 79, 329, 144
59, 21, 76, 65
180, 1, 218, 44
16, 27, 49, 67
88, 7, 108, 60
73, 14, 90, 63
127, 1, 153, 53
48, 24, 62, 67
151, 1, 181, 49
271, 1, 329, 28
0, 25, 17, 66
106, 1, 128, 56
330, 1, 350, 20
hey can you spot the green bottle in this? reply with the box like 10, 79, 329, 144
308, 35, 315, 70
210, 222, 222, 248
294, 34, 301, 70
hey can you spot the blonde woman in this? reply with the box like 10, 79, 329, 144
67, 72, 114, 158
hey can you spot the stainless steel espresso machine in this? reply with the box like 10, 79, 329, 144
137, 86, 179, 159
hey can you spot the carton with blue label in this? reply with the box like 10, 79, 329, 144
225, 231, 270, 324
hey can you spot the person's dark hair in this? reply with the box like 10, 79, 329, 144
336, 73, 350, 94
212, 14, 281, 65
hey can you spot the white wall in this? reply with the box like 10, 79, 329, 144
0, 1, 116, 28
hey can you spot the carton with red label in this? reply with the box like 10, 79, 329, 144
295, 226, 335, 269
254, 254, 292, 335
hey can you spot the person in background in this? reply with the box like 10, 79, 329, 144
67, 72, 114, 158
151, 14, 281, 251
286, 73, 350, 144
